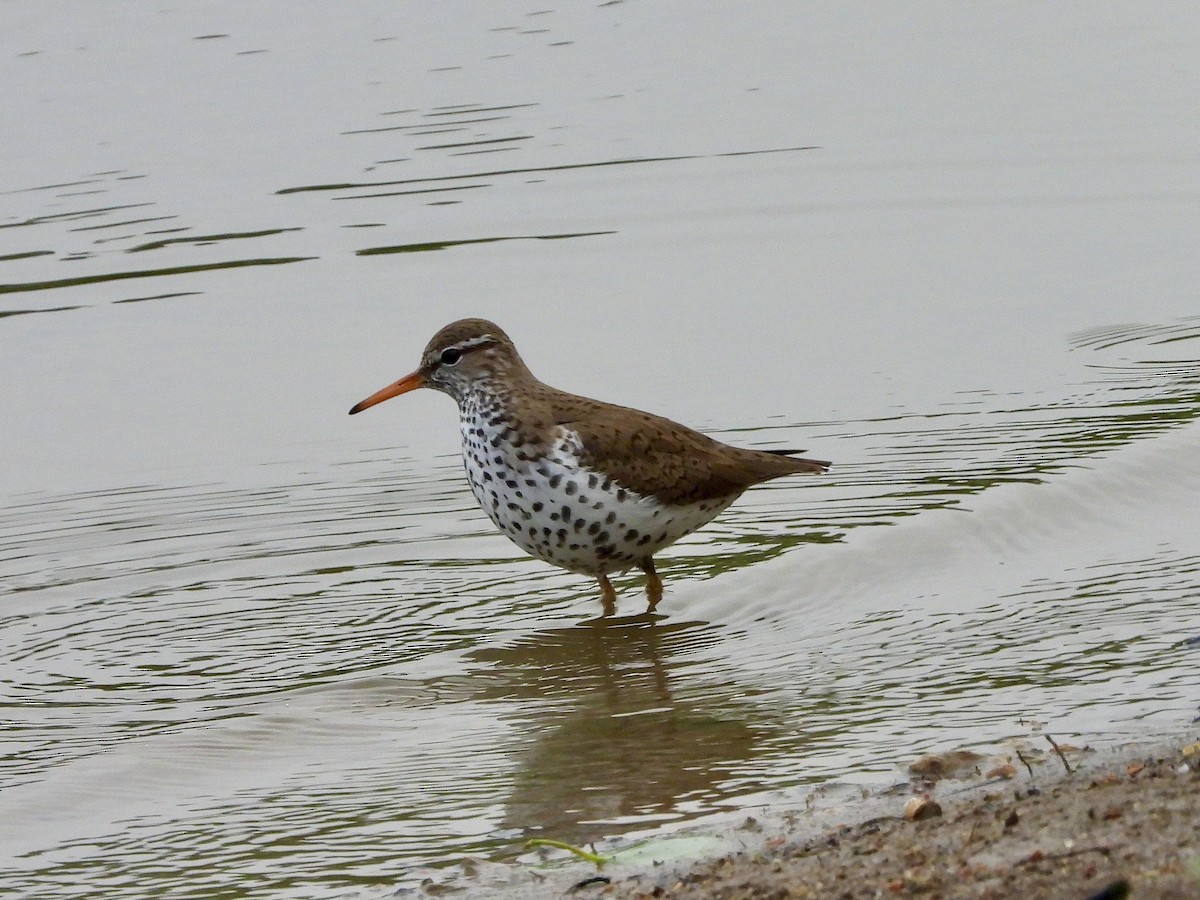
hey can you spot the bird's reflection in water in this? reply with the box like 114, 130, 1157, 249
467, 618, 763, 848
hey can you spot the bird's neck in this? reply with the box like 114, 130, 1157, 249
456, 373, 562, 456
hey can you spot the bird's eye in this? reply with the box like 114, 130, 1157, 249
439, 347, 462, 366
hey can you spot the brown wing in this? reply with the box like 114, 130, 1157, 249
550, 395, 828, 506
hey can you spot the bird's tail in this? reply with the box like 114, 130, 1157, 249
764, 448, 831, 474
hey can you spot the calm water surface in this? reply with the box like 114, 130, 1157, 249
3, 3, 1200, 897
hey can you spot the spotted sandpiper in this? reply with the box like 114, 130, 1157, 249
349, 319, 829, 616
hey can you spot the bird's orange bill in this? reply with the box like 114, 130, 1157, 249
348, 371, 425, 415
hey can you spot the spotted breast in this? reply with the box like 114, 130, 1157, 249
460, 404, 737, 577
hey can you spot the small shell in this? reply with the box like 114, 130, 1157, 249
903, 796, 943, 821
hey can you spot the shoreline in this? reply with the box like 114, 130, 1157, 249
478, 731, 1200, 899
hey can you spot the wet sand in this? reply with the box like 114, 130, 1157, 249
512, 734, 1200, 899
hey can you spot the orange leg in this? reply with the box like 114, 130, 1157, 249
597, 573, 617, 616
640, 558, 663, 613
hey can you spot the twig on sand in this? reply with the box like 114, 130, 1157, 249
1045, 734, 1074, 775
1014, 746, 1036, 781
1016, 844, 1111, 867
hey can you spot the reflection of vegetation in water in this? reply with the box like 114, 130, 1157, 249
125, 228, 303, 253
662, 531, 837, 583
355, 231, 615, 256
0, 256, 314, 295
276, 146, 814, 196
0, 304, 85, 318
277, 155, 703, 196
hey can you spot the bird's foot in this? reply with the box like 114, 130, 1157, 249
597, 573, 618, 617
640, 559, 663, 614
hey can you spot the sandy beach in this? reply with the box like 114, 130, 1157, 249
502, 734, 1200, 899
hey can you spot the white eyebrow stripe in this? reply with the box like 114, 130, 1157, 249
453, 334, 497, 352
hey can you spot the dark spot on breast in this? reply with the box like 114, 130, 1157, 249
525, 479, 537, 488
596, 545, 614, 559
616, 489, 627, 502
561, 505, 572, 521
564, 481, 578, 496
596, 530, 610, 544
577, 494, 590, 504
528, 526, 538, 537
625, 529, 640, 542
556, 528, 568, 543
605, 511, 617, 524
592, 501, 603, 510
549, 474, 562, 489
493, 455, 504, 465
574, 518, 586, 531
550, 512, 560, 521
602, 478, 613, 492
532, 502, 544, 512
505, 479, 519, 489
638, 534, 652, 546
588, 522, 601, 536
508, 521, 521, 532
482, 471, 493, 483
569, 543, 580, 551
587, 474, 598, 489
